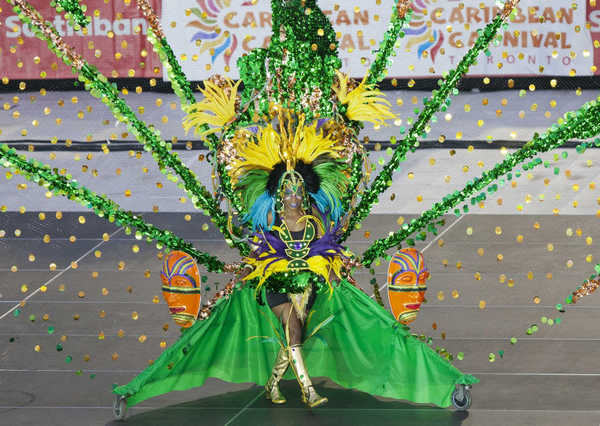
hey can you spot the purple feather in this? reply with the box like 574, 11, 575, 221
250, 224, 349, 265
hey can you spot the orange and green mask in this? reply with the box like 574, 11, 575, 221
387, 248, 429, 325
160, 251, 202, 328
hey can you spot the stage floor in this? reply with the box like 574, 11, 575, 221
2, 211, 600, 425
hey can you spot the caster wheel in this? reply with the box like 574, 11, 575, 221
113, 394, 128, 421
451, 385, 471, 411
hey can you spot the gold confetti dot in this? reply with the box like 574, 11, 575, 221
547, 243, 554, 252
94, 250, 102, 258
34, 345, 41, 352
99, 310, 106, 318
112, 353, 119, 361
101, 288, 109, 296
466, 227, 473, 236
496, 254, 503, 262
494, 226, 502, 235
474, 272, 482, 281
98, 331, 105, 340
566, 259, 574, 268
479, 300, 486, 309
131, 311, 139, 320
533, 222, 541, 230
451, 290, 459, 299
437, 291, 445, 301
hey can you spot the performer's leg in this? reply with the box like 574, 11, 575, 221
263, 302, 301, 404
272, 302, 302, 345
287, 344, 328, 408
272, 301, 327, 408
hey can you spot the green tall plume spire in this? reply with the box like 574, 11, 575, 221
237, 0, 342, 120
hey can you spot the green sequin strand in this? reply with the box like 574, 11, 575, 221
8, 0, 249, 255
341, 15, 506, 243
361, 96, 600, 266
0, 144, 225, 272
366, 3, 412, 86
50, 0, 90, 29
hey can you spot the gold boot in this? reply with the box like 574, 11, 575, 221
265, 347, 288, 404
287, 344, 328, 408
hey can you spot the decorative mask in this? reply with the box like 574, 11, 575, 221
275, 170, 309, 213
387, 248, 429, 325
160, 251, 202, 328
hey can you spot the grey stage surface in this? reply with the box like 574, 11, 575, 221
2, 211, 600, 426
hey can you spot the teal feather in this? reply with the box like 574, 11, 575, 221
236, 169, 269, 209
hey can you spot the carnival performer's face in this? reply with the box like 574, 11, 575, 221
387, 248, 429, 325
282, 179, 304, 211
160, 251, 202, 328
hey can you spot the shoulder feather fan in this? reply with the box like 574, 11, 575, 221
182, 78, 241, 139
334, 71, 396, 127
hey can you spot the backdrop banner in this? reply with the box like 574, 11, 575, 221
161, 0, 595, 81
1, 1, 595, 81
0, 0, 162, 79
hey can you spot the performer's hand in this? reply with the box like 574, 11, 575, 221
237, 264, 253, 281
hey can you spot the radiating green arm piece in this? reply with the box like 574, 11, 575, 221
361, 96, 600, 267
366, 0, 412, 86
134, 0, 247, 217
50, 0, 90, 29
0, 144, 226, 272
6, 0, 249, 255
341, 5, 517, 243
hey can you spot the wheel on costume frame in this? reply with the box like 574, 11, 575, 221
113, 394, 128, 421
451, 384, 472, 411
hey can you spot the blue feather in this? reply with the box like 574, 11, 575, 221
310, 188, 344, 227
242, 191, 275, 232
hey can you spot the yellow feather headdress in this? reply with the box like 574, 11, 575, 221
229, 113, 343, 183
